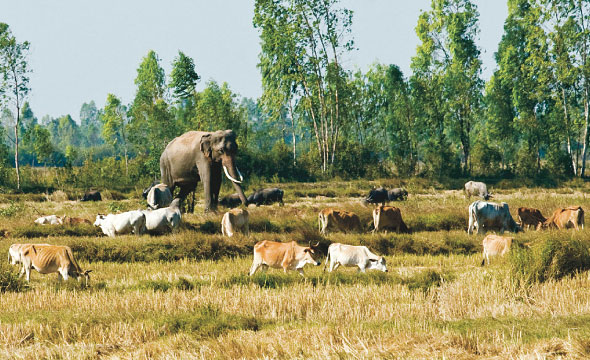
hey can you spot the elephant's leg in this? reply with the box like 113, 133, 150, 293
178, 186, 194, 214
196, 161, 215, 212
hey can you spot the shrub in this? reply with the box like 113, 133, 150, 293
510, 237, 590, 284
12, 224, 102, 238
0, 262, 28, 293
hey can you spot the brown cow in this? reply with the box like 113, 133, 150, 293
62, 216, 92, 225
318, 208, 362, 235
372, 205, 409, 233
481, 234, 513, 266
249, 240, 321, 276
517, 207, 546, 231
542, 206, 584, 230
19, 244, 91, 284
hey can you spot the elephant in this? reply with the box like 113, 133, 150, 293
160, 130, 248, 212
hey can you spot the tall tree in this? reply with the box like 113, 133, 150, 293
129, 50, 175, 174
411, 0, 482, 175
254, 0, 355, 172
102, 94, 129, 176
0, 24, 31, 189
169, 51, 200, 101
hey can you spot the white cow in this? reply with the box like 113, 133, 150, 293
468, 200, 522, 235
324, 243, 388, 273
146, 183, 173, 210
141, 198, 181, 234
34, 215, 63, 225
221, 208, 249, 237
94, 210, 146, 237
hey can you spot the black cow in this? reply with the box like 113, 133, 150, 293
81, 190, 101, 202
219, 193, 242, 208
365, 187, 408, 205
247, 188, 284, 207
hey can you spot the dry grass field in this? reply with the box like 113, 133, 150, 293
1, 181, 590, 359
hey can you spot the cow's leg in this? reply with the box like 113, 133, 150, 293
245, 223, 249, 236
330, 262, 340, 272
59, 268, 69, 281
249, 260, 262, 276
297, 268, 305, 277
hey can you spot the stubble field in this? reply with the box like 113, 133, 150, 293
1, 180, 590, 359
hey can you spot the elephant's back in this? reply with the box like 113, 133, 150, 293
164, 131, 208, 152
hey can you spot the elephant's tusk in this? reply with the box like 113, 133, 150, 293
237, 167, 244, 182
224, 165, 242, 184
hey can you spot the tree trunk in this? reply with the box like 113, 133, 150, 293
581, 87, 590, 177
562, 87, 576, 175
14, 124, 20, 190
288, 99, 296, 166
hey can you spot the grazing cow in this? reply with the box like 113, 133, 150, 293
221, 208, 249, 237
145, 183, 173, 210
468, 200, 521, 234
481, 234, 513, 266
324, 243, 388, 273
93, 210, 147, 237
318, 208, 362, 235
388, 188, 408, 201
62, 216, 92, 225
364, 187, 408, 205
541, 206, 584, 230
249, 240, 321, 276
141, 198, 182, 234
464, 181, 490, 200
517, 207, 546, 231
372, 205, 410, 233
219, 193, 242, 208
81, 190, 101, 202
19, 244, 91, 284
34, 215, 63, 225
247, 188, 284, 207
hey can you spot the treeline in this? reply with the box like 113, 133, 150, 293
0, 0, 589, 192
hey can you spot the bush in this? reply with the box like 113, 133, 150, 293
12, 224, 103, 238
510, 237, 590, 284
0, 262, 28, 293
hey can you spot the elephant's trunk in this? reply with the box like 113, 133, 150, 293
223, 157, 248, 206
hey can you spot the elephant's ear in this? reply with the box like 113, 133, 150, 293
200, 134, 212, 159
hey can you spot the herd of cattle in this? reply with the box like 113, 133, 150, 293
7, 180, 587, 283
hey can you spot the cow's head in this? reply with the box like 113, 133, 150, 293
74, 269, 92, 286
367, 256, 388, 272
93, 215, 106, 227
302, 242, 322, 267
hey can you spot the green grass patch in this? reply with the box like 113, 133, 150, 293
0, 262, 29, 293
11, 224, 103, 238
438, 315, 590, 344
510, 236, 590, 284
158, 305, 262, 338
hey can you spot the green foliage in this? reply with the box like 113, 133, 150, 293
510, 237, 590, 285
159, 305, 261, 338
169, 51, 200, 101
0, 262, 28, 293
0, 200, 22, 217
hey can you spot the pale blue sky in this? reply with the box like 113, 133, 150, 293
1, 0, 507, 121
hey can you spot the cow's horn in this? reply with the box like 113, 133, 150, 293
237, 167, 244, 182
223, 165, 242, 184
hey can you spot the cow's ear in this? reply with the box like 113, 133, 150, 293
200, 134, 212, 159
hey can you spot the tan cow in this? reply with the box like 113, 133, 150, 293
481, 234, 513, 266
372, 205, 409, 233
62, 216, 92, 225
221, 208, 249, 237
318, 208, 362, 235
19, 244, 91, 284
542, 206, 584, 230
517, 207, 546, 231
249, 240, 321, 276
